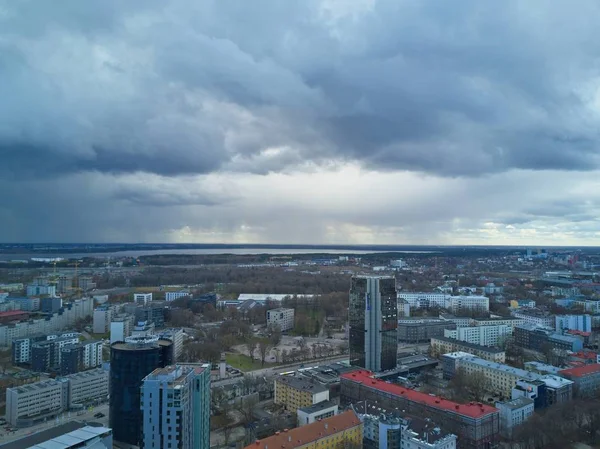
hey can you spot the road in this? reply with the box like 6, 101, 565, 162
0, 403, 109, 446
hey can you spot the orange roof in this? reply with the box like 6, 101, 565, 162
244, 410, 362, 449
341, 370, 497, 419
559, 363, 600, 378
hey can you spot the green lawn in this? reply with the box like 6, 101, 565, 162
225, 353, 269, 372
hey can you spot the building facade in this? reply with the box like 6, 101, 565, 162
297, 400, 338, 426
65, 369, 109, 407
349, 276, 398, 372
165, 291, 192, 302
444, 324, 511, 347
496, 398, 534, 437
93, 306, 114, 334
555, 314, 592, 333
6, 379, 65, 427
134, 293, 153, 305
266, 307, 295, 332
430, 336, 506, 362
558, 364, 600, 397
274, 376, 329, 412
398, 319, 457, 343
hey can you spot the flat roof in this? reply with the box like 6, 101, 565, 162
432, 336, 504, 353
276, 375, 328, 394
341, 370, 497, 419
559, 364, 600, 378
297, 400, 338, 414
0, 421, 86, 449
497, 397, 534, 410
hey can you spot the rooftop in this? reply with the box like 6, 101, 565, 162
245, 410, 361, 449
297, 400, 338, 414
432, 335, 504, 353
0, 421, 87, 449
341, 370, 498, 419
276, 375, 328, 394
0, 310, 28, 318
559, 363, 600, 378
497, 397, 534, 410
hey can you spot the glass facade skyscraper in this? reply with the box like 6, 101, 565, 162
109, 336, 174, 446
349, 276, 398, 372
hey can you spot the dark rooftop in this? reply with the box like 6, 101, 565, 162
431, 335, 504, 353
297, 400, 338, 414
276, 375, 328, 393
0, 421, 85, 449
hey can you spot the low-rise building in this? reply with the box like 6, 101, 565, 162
509, 299, 536, 309
134, 292, 153, 305
65, 369, 109, 407
496, 397, 534, 437
274, 376, 329, 412
267, 308, 295, 332
398, 319, 456, 343
0, 422, 112, 449
512, 310, 555, 328
165, 291, 191, 302
514, 324, 583, 353
558, 364, 600, 397
297, 400, 338, 426
6, 379, 65, 426
246, 410, 363, 449
430, 336, 505, 362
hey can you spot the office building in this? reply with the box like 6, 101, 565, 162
266, 307, 295, 331
444, 324, 511, 347
165, 290, 192, 301
141, 364, 211, 449
31, 335, 80, 372
132, 320, 155, 337
496, 398, 534, 437
157, 328, 185, 360
297, 400, 338, 426
555, 314, 592, 333
110, 314, 134, 343
0, 422, 112, 449
399, 292, 450, 309
6, 379, 65, 426
109, 335, 174, 446
514, 324, 583, 352
65, 368, 109, 407
430, 336, 506, 362
40, 297, 62, 313
558, 364, 600, 397
274, 376, 329, 412
341, 370, 499, 449
398, 318, 456, 343
349, 276, 398, 372
245, 410, 363, 449
93, 305, 114, 334
132, 302, 167, 328
134, 292, 153, 305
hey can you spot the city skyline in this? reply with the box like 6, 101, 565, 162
2, 1, 600, 245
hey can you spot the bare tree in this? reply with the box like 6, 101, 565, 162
258, 338, 274, 366
246, 338, 258, 363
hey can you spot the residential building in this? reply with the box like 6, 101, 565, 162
60, 344, 83, 375
523, 361, 562, 376
7, 296, 39, 311
349, 276, 398, 372
398, 319, 456, 343
31, 335, 80, 372
26, 284, 56, 298
441, 352, 474, 380
496, 398, 534, 437
6, 379, 65, 426
399, 292, 450, 309
512, 310, 555, 328
77, 276, 96, 291
0, 310, 29, 324
12, 334, 47, 364
274, 376, 329, 412
134, 292, 153, 305
297, 400, 339, 426
555, 314, 592, 333
0, 283, 24, 292
514, 324, 583, 353
165, 290, 191, 302
483, 283, 504, 295
109, 336, 174, 446
341, 370, 499, 449
509, 299, 536, 309
0, 422, 112, 449
430, 336, 506, 362
57, 275, 73, 294
444, 324, 511, 347
132, 320, 155, 337
361, 413, 457, 449
267, 307, 295, 332
471, 317, 526, 331
65, 369, 109, 407
40, 297, 62, 313
133, 303, 167, 328
558, 364, 600, 397
448, 295, 489, 313
245, 410, 363, 449
110, 314, 135, 343
397, 298, 411, 318
93, 305, 114, 334
141, 364, 211, 449
157, 328, 185, 360
81, 340, 103, 368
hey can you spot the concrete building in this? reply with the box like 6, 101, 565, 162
12, 334, 46, 364
399, 292, 450, 309
31, 335, 81, 372
555, 314, 592, 333
514, 324, 584, 353
134, 292, 153, 305
483, 283, 504, 295
350, 276, 398, 372
509, 299, 536, 309
40, 297, 62, 314
274, 376, 329, 412
444, 324, 511, 347
77, 276, 96, 291
341, 370, 499, 449
246, 410, 363, 449
448, 295, 489, 313
82, 340, 103, 368
266, 307, 295, 332
397, 298, 411, 317
141, 364, 211, 449
157, 328, 185, 360
512, 310, 555, 328
7, 296, 39, 311
0, 422, 112, 449
6, 379, 65, 426
297, 400, 338, 426
131, 320, 155, 337
26, 284, 56, 298
93, 305, 114, 334
398, 318, 456, 343
65, 368, 109, 407
110, 315, 134, 343
165, 290, 192, 301
57, 275, 72, 294
558, 364, 600, 397
430, 336, 506, 362
496, 397, 534, 437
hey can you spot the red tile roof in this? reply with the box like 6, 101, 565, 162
570, 351, 598, 360
0, 311, 28, 318
341, 370, 497, 419
244, 410, 362, 449
559, 363, 600, 378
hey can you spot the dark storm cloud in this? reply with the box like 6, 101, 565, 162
2, 0, 600, 180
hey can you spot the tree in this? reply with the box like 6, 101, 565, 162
239, 396, 259, 426
258, 338, 274, 366
246, 339, 258, 362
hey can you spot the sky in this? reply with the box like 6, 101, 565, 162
1, 0, 600, 245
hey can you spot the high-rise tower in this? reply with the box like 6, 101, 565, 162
349, 276, 398, 372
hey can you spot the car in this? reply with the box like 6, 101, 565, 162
94, 412, 105, 418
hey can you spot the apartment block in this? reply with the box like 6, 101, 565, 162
398, 293, 450, 309
134, 293, 153, 305
512, 310, 554, 328
93, 306, 114, 334
496, 397, 534, 438
341, 370, 499, 449
110, 315, 134, 343
267, 307, 295, 332
6, 379, 65, 426
514, 324, 583, 353
555, 314, 592, 333
444, 324, 511, 347
398, 319, 456, 343
157, 328, 185, 360
558, 364, 600, 397
65, 369, 109, 407
430, 336, 505, 362
246, 410, 363, 449
448, 295, 489, 313
274, 376, 329, 412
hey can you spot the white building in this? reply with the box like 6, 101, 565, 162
237, 293, 314, 304
397, 298, 411, 318
512, 311, 555, 328
93, 306, 113, 334
134, 293, 153, 305
267, 308, 295, 332
448, 295, 489, 313
297, 400, 338, 426
82, 340, 103, 369
555, 314, 592, 333
158, 328, 184, 360
5, 423, 112, 449
65, 369, 109, 407
496, 397, 535, 437
398, 293, 450, 309
110, 315, 134, 343
6, 379, 65, 426
165, 291, 191, 302
483, 283, 504, 295
444, 324, 511, 347
26, 284, 57, 298
390, 259, 406, 268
